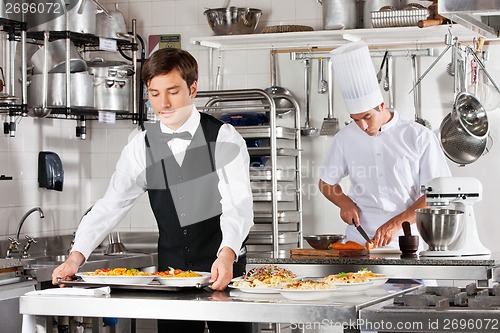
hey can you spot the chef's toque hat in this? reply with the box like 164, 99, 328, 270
330, 41, 383, 114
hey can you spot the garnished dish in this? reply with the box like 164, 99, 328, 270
357, 268, 389, 286
153, 268, 211, 287
322, 271, 373, 295
279, 280, 337, 301
230, 265, 297, 293
77, 268, 155, 285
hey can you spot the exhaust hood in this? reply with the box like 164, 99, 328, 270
438, 0, 500, 37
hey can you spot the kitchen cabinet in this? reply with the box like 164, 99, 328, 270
196, 89, 303, 258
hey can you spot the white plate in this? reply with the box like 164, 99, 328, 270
333, 281, 373, 293
76, 273, 155, 285
279, 289, 335, 301
228, 284, 282, 294
155, 272, 211, 287
367, 276, 389, 287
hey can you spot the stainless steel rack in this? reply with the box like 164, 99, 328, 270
196, 89, 303, 258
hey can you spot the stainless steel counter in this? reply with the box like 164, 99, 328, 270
248, 253, 500, 286
20, 283, 419, 332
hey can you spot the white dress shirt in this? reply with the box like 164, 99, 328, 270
319, 110, 451, 248
72, 105, 254, 260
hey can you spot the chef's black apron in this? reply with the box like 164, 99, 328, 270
145, 113, 250, 333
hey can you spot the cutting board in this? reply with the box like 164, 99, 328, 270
290, 248, 369, 257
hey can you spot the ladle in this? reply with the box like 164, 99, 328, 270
263, 51, 294, 113
301, 58, 318, 136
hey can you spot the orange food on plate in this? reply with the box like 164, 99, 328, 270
153, 269, 202, 278
330, 241, 366, 251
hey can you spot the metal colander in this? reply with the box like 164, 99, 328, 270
439, 113, 487, 165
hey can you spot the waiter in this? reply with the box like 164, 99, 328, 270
318, 41, 451, 249
52, 48, 253, 333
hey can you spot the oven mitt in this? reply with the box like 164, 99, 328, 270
25, 286, 110, 297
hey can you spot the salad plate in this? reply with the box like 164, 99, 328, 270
227, 284, 282, 294
332, 281, 373, 295
279, 289, 335, 301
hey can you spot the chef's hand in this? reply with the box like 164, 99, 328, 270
51, 251, 85, 287
339, 201, 361, 227
371, 218, 402, 247
210, 247, 235, 291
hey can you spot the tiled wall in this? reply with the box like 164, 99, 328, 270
1, 0, 500, 255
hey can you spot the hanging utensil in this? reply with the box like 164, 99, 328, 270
383, 55, 390, 92
377, 50, 388, 84
318, 57, 327, 94
411, 55, 431, 129
263, 51, 294, 113
320, 58, 339, 136
301, 58, 318, 136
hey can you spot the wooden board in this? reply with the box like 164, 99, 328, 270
290, 248, 369, 257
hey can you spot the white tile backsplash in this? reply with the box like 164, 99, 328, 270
3, 0, 500, 264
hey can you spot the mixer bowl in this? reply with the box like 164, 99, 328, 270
416, 208, 464, 251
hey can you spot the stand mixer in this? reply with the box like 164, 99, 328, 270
418, 177, 490, 257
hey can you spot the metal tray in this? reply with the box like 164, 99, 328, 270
237, 126, 296, 140
247, 231, 300, 245
253, 191, 296, 202
62, 279, 209, 292
250, 222, 298, 232
254, 211, 300, 223
247, 147, 299, 156
249, 167, 297, 181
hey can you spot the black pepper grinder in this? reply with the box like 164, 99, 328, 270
399, 221, 419, 257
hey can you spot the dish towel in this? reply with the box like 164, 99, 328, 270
24, 286, 111, 297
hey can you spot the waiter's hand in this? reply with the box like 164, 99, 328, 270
51, 251, 85, 286
210, 247, 235, 291
372, 218, 402, 247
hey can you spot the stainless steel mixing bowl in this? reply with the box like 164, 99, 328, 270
415, 208, 464, 251
204, 7, 262, 35
304, 234, 345, 250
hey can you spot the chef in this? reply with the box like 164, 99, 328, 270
318, 41, 451, 249
52, 48, 253, 333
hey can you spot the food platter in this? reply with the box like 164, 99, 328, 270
156, 272, 211, 287
366, 275, 389, 287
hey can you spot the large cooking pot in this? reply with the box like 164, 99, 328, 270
28, 72, 95, 110
26, 0, 98, 34
87, 58, 133, 112
317, 0, 361, 30
96, 4, 130, 40
29, 40, 87, 74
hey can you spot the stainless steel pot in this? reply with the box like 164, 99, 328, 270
28, 72, 94, 110
29, 40, 87, 74
26, 0, 98, 34
87, 58, 133, 112
96, 4, 130, 40
317, 0, 361, 30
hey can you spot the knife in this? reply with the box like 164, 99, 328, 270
354, 219, 371, 243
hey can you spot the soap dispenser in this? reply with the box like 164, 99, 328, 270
38, 151, 64, 191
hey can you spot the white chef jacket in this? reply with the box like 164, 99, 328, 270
72, 105, 254, 260
319, 109, 451, 248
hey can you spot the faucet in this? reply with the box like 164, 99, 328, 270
6, 207, 44, 258
16, 207, 44, 241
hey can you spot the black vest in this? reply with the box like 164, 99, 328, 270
145, 113, 246, 275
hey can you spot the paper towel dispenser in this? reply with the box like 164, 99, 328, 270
38, 151, 64, 191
